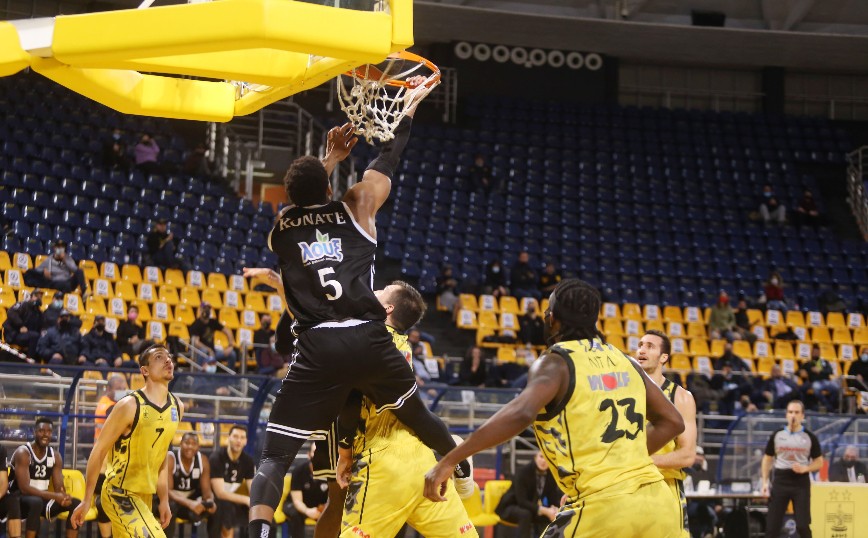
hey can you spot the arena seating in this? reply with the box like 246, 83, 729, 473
372, 97, 867, 313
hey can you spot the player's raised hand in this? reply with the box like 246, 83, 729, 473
423, 460, 452, 502
326, 123, 358, 161
404, 75, 435, 116
242, 267, 282, 290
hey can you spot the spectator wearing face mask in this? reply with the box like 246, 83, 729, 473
80, 315, 124, 368
134, 133, 160, 175
709, 291, 739, 341
483, 260, 509, 298
41, 291, 65, 330
23, 240, 89, 297
189, 302, 238, 371
828, 446, 866, 483
2, 289, 44, 359
845, 347, 868, 392
36, 309, 84, 364
758, 183, 786, 225
793, 189, 821, 229
257, 335, 290, 377
115, 305, 155, 359
94, 374, 130, 440
760, 271, 787, 312
252, 313, 274, 363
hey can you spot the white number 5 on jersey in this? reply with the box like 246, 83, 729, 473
318, 267, 343, 300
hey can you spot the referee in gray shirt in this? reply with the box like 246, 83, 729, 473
760, 400, 823, 538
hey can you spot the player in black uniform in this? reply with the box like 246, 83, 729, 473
0, 443, 24, 538
8, 417, 81, 538
166, 432, 216, 538
247, 79, 470, 538
211, 426, 256, 538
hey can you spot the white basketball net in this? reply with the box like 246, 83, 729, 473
337, 56, 440, 143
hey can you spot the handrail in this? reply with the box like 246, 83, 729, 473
846, 146, 868, 240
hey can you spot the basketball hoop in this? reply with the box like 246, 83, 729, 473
337, 50, 440, 143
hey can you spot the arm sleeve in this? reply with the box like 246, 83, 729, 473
764, 431, 778, 457
290, 465, 303, 492
337, 391, 363, 450
365, 116, 412, 179
808, 432, 822, 459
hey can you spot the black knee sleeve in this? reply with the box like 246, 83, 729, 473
250, 432, 303, 510
20, 497, 42, 532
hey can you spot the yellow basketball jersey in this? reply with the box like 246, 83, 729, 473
533, 338, 663, 502
653, 379, 686, 481
353, 326, 418, 455
105, 389, 180, 495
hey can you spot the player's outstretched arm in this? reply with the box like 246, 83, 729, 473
71, 396, 137, 529
342, 75, 428, 239
423, 353, 568, 502
627, 358, 685, 455
322, 123, 358, 176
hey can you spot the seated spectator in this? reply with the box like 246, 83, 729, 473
483, 260, 509, 298
115, 305, 155, 359
714, 341, 751, 373
793, 189, 821, 228
758, 183, 786, 225
94, 374, 129, 440
9, 418, 81, 538
732, 298, 757, 344
508, 347, 538, 389
828, 446, 866, 483
494, 451, 561, 537
469, 154, 495, 194
2, 289, 44, 358
760, 365, 800, 409
183, 143, 213, 177
456, 346, 487, 387
41, 291, 64, 330
518, 306, 545, 347
102, 135, 130, 172
80, 315, 127, 368
759, 271, 787, 312
685, 446, 723, 538
510, 251, 540, 300
538, 262, 561, 297
253, 313, 275, 362
134, 133, 160, 174
708, 291, 739, 341
435, 265, 459, 312
166, 433, 216, 538
257, 335, 290, 377
146, 218, 187, 270
283, 444, 328, 538
686, 371, 724, 415
36, 310, 83, 365
208, 426, 254, 538
845, 347, 868, 392
710, 363, 752, 415
23, 240, 89, 296
189, 303, 238, 371
798, 344, 839, 411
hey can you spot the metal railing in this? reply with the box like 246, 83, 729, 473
619, 85, 765, 113
846, 146, 868, 240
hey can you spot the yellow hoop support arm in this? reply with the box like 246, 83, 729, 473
31, 57, 237, 122
0, 21, 31, 76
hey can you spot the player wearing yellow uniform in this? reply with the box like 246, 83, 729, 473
425, 279, 685, 537
334, 282, 476, 538
72, 345, 183, 538
637, 331, 697, 538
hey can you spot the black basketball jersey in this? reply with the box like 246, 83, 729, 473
268, 201, 386, 333
170, 449, 203, 497
9, 443, 54, 493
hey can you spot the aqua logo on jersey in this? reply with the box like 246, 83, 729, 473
171, 408, 179, 422
298, 229, 343, 265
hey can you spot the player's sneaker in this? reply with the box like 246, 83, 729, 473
451, 434, 475, 500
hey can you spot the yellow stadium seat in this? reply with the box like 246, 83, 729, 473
476, 327, 497, 347
826, 312, 846, 329
0, 308, 6, 328
219, 308, 240, 330
747, 309, 764, 326
645, 320, 665, 333
682, 306, 704, 324
693, 356, 713, 376
458, 294, 479, 312
201, 288, 223, 309
12, 253, 32, 271
540, 298, 550, 314
100, 262, 120, 282
643, 304, 661, 321
186, 270, 206, 290
796, 343, 812, 360
121, 264, 143, 283
152, 302, 173, 322
108, 298, 127, 319
457, 309, 478, 330
79, 313, 94, 333
64, 293, 83, 316
477, 311, 499, 330
732, 340, 752, 358
601, 302, 621, 319
228, 275, 248, 293
818, 343, 837, 359
710, 339, 726, 357
130, 301, 152, 321
55, 470, 97, 522
0, 287, 17, 308
607, 335, 626, 352
785, 311, 806, 328
222, 290, 242, 310
671, 338, 687, 355
774, 341, 795, 360
765, 309, 784, 327
240, 309, 259, 329
686, 322, 707, 339
164, 268, 185, 288
789, 326, 806, 342
499, 296, 521, 315
753, 341, 771, 359
625, 335, 641, 353
689, 339, 710, 356
669, 354, 691, 372
172, 421, 195, 445
85, 296, 107, 317
114, 280, 136, 301
497, 347, 517, 363
603, 318, 624, 336
666, 321, 684, 338
180, 287, 201, 306
267, 294, 284, 313
142, 266, 163, 285
137, 283, 156, 303
462, 483, 500, 528
827, 359, 841, 377
854, 327, 868, 346
665, 306, 684, 323
757, 357, 775, 378
130, 373, 146, 390
0, 251, 10, 271
208, 273, 228, 291
245, 292, 267, 313
499, 312, 519, 331
174, 304, 196, 325
169, 322, 190, 341
158, 286, 181, 306
806, 311, 825, 327
753, 325, 769, 342
483, 480, 513, 519
622, 303, 642, 321
520, 297, 540, 315
811, 327, 832, 344
832, 328, 853, 345
214, 331, 231, 354
838, 344, 856, 362
92, 278, 112, 299
78, 260, 98, 281
3, 269, 23, 289
479, 294, 499, 313
847, 313, 865, 328
146, 321, 166, 342
780, 358, 798, 377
